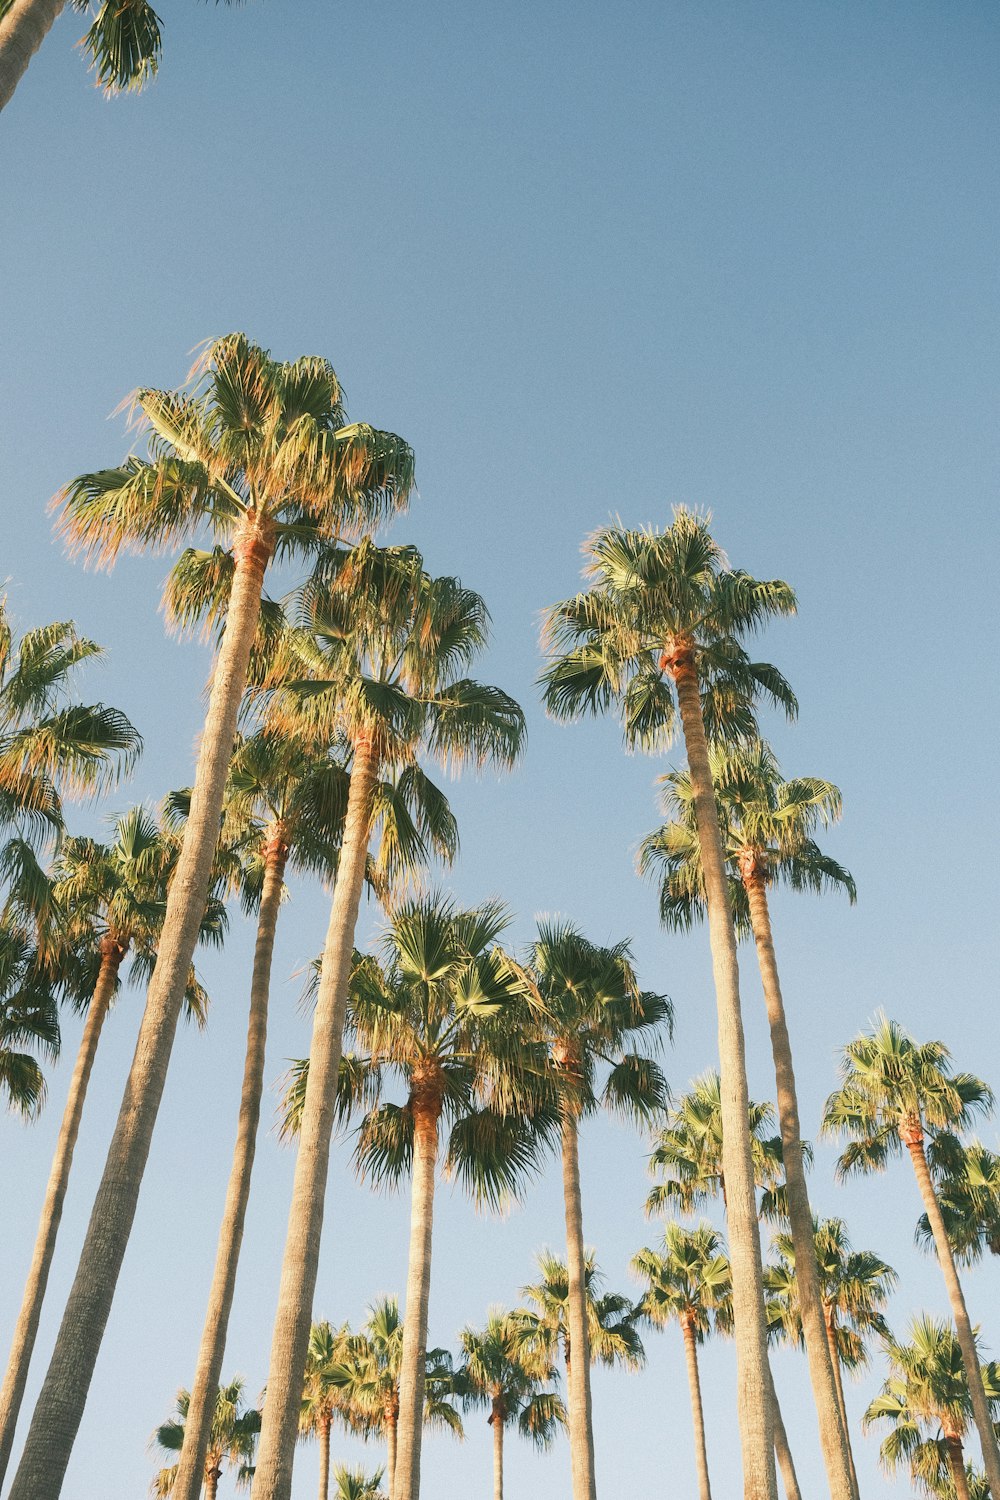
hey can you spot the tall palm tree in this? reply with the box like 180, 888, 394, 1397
0, 916, 58, 1117
823, 1015, 1000, 1495
251, 545, 524, 1500
9, 334, 414, 1500
276, 896, 544, 1500
511, 920, 668, 1500
456, 1308, 565, 1500
299, 1322, 362, 1500
152, 1378, 260, 1500
917, 1135, 1000, 1267
765, 1217, 897, 1498
540, 509, 797, 1500
639, 738, 856, 1494
0, 806, 221, 1484
632, 1222, 732, 1500
863, 1316, 1000, 1500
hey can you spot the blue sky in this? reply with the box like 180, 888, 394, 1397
2, 1, 999, 1495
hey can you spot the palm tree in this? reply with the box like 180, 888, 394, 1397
299, 1322, 361, 1500
918, 1135, 1000, 1266
863, 1316, 1000, 1500
639, 738, 856, 1495
276, 896, 543, 1500
251, 545, 524, 1500
540, 509, 796, 1500
632, 1222, 732, 1500
456, 1308, 565, 1500
10, 334, 414, 1500
0, 917, 58, 1117
765, 1217, 897, 1497
823, 1015, 1000, 1495
512, 1251, 646, 1405
152, 1378, 260, 1500
511, 919, 668, 1500
330, 1467, 386, 1500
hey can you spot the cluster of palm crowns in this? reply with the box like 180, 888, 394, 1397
0, 335, 997, 1500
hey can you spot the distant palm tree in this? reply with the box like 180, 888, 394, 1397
824, 1015, 1000, 1495
863, 1316, 1000, 1500
152, 1378, 260, 1500
299, 1322, 362, 1500
632, 1222, 732, 1500
456, 1308, 565, 1500
0, 918, 57, 1118
330, 1466, 386, 1500
918, 1135, 1000, 1266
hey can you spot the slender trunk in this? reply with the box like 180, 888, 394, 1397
251, 741, 379, 1500
386, 1410, 398, 1500
205, 1465, 222, 1500
680, 1315, 712, 1500
745, 874, 855, 1500
0, 0, 66, 112
766, 1365, 801, 1500
905, 1134, 1000, 1496
670, 655, 776, 1500
824, 1312, 860, 1500
172, 838, 289, 1500
560, 1107, 597, 1500
946, 1435, 971, 1500
392, 1084, 442, 1500
318, 1415, 331, 1500
491, 1406, 504, 1500
9, 526, 271, 1500
0, 937, 123, 1485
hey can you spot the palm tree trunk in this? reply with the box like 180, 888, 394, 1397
318, 1415, 331, 1500
680, 1315, 712, 1500
491, 1409, 504, 1500
670, 654, 776, 1500
905, 1134, 1000, 1496
946, 1436, 971, 1500
251, 739, 379, 1500
560, 1106, 597, 1500
824, 1312, 860, 1499
172, 837, 289, 1500
386, 1410, 398, 1500
9, 524, 271, 1500
745, 875, 855, 1500
205, 1465, 222, 1500
767, 1368, 801, 1500
392, 1084, 442, 1500
0, 0, 65, 112
0, 937, 123, 1486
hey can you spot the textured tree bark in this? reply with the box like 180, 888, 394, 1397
560, 1107, 597, 1500
317, 1414, 331, 1500
905, 1130, 1000, 1496
392, 1081, 442, 1500
251, 741, 378, 1500
823, 1311, 860, 1499
491, 1407, 504, 1500
946, 1435, 971, 1500
386, 1409, 398, 1500
670, 653, 776, 1500
680, 1315, 712, 1500
745, 873, 855, 1500
0, 0, 66, 112
172, 838, 289, 1500
767, 1367, 801, 1500
9, 525, 271, 1500
204, 1464, 222, 1500
0, 937, 123, 1486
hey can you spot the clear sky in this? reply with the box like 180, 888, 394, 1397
2, 1, 999, 1496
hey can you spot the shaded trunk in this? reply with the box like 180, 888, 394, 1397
205, 1465, 222, 1500
318, 1415, 331, 1500
0, 937, 123, 1486
9, 526, 271, 1500
491, 1406, 504, 1500
946, 1435, 971, 1500
386, 1410, 398, 1500
906, 1133, 1000, 1496
680, 1315, 712, 1500
0, 0, 66, 112
824, 1311, 860, 1500
745, 874, 855, 1500
251, 741, 379, 1500
560, 1107, 597, 1500
766, 1365, 801, 1500
671, 655, 776, 1500
392, 1085, 442, 1500
172, 839, 289, 1500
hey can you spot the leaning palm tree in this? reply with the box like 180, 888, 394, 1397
277, 896, 544, 1500
918, 1135, 1000, 1267
765, 1217, 897, 1498
639, 737, 856, 1494
632, 1222, 732, 1500
152, 1377, 261, 1500
9, 334, 414, 1500
299, 1322, 362, 1500
0, 916, 58, 1118
511, 919, 668, 1500
823, 1015, 1000, 1495
456, 1308, 565, 1500
540, 509, 797, 1500
251, 545, 524, 1500
863, 1316, 1000, 1500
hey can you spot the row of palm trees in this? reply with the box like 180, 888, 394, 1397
0, 332, 996, 1500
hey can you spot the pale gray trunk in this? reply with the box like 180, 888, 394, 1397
680, 1317, 712, 1500
673, 663, 776, 1500
8, 532, 270, 1500
0, 941, 121, 1485
392, 1095, 440, 1500
560, 1108, 597, 1500
492, 1411, 504, 1500
386, 1412, 397, 1500
172, 843, 288, 1500
767, 1366, 801, 1500
746, 878, 855, 1500
317, 1416, 331, 1500
251, 743, 378, 1500
0, 0, 66, 112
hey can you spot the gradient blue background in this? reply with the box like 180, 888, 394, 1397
2, 1, 999, 1495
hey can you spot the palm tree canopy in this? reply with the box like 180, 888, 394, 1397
299, 1320, 364, 1440
539, 507, 797, 752
456, 1307, 565, 1447
918, 1135, 1000, 1267
632, 1220, 733, 1343
0, 917, 59, 1119
152, 1376, 260, 1494
319, 1297, 463, 1439
330, 1465, 387, 1500
513, 1250, 646, 1373
764, 1216, 897, 1369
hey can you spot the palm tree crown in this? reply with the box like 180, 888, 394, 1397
632, 1222, 733, 1341
0, 918, 58, 1119
513, 1251, 646, 1377
152, 1377, 260, 1498
456, 1308, 565, 1443
765, 1217, 896, 1374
